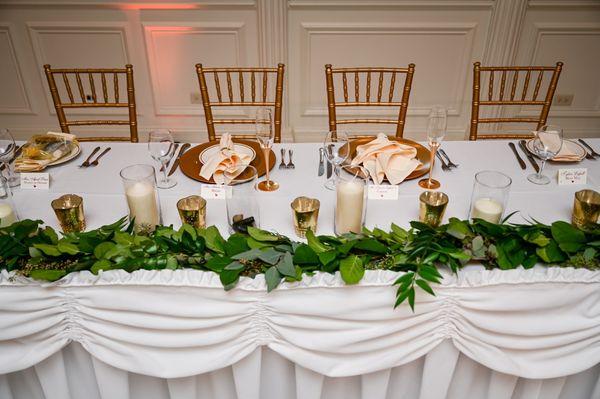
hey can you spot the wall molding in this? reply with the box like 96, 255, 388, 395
298, 22, 478, 118
143, 22, 248, 117
289, 0, 494, 8
0, 0, 256, 7
0, 23, 34, 115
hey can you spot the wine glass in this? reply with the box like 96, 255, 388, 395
323, 131, 349, 190
148, 129, 176, 189
528, 125, 563, 185
255, 107, 278, 192
0, 129, 19, 188
419, 106, 447, 189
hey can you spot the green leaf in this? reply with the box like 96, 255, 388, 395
293, 244, 319, 264
202, 226, 226, 254
306, 229, 329, 253
232, 248, 263, 262
446, 218, 471, 240
415, 279, 435, 296
247, 227, 280, 242
166, 256, 178, 270
94, 242, 116, 259
276, 252, 296, 277
28, 247, 43, 258
257, 248, 283, 265
583, 247, 596, 262
224, 234, 250, 257
91, 259, 113, 274
28, 269, 66, 281
247, 237, 270, 249
265, 266, 282, 292
33, 243, 61, 257
224, 261, 245, 271
418, 266, 442, 284
354, 238, 388, 254
394, 271, 414, 286
524, 231, 551, 247
339, 255, 364, 285
536, 241, 567, 263
317, 250, 337, 266
220, 268, 241, 288
551, 221, 586, 253
390, 223, 407, 240
42, 227, 59, 244
205, 256, 232, 273
57, 241, 79, 255
408, 287, 415, 311
394, 286, 411, 308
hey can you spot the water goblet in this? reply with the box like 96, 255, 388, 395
0, 129, 19, 188
323, 130, 349, 190
528, 125, 563, 185
419, 106, 447, 189
148, 129, 177, 189
255, 107, 278, 192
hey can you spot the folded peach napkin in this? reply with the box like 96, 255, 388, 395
533, 135, 581, 162
15, 132, 77, 172
350, 133, 421, 185
199, 133, 252, 184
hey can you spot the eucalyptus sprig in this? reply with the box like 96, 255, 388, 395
0, 217, 598, 311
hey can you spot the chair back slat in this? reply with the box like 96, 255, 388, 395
325, 64, 415, 138
195, 64, 285, 142
44, 64, 138, 142
469, 61, 563, 140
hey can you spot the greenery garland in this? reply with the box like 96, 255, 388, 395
0, 217, 598, 310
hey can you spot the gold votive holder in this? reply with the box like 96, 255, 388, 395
419, 191, 448, 227
291, 196, 320, 238
51, 194, 86, 233
177, 195, 207, 228
572, 189, 600, 230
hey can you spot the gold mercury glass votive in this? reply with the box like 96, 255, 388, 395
291, 197, 320, 238
51, 194, 86, 233
419, 191, 449, 227
572, 189, 600, 230
177, 195, 207, 228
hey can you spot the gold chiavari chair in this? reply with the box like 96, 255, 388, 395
325, 64, 415, 139
43, 64, 138, 142
469, 61, 563, 140
195, 64, 285, 143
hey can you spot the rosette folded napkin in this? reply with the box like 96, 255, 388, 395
351, 133, 421, 184
199, 134, 252, 184
552, 140, 583, 162
15, 132, 77, 172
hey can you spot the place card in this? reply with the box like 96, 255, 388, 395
21, 173, 50, 189
368, 184, 399, 200
558, 168, 587, 185
200, 184, 232, 200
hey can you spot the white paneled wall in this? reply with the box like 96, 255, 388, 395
0, 0, 598, 142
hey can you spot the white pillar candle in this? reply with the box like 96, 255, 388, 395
125, 182, 159, 228
472, 198, 503, 223
335, 180, 364, 234
0, 203, 16, 227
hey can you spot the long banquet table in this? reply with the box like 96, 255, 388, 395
1, 139, 600, 399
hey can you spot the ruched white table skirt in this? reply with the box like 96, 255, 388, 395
1, 267, 600, 399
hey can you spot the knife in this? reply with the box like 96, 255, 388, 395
578, 139, 600, 158
508, 142, 526, 170
318, 148, 325, 176
168, 143, 191, 176
518, 140, 539, 173
161, 143, 179, 172
326, 159, 332, 178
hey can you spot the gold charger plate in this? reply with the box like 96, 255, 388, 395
16, 141, 81, 172
345, 136, 430, 181
179, 139, 276, 184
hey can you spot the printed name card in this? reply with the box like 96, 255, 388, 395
558, 168, 587, 185
21, 173, 50, 189
368, 184, 399, 200
200, 184, 232, 199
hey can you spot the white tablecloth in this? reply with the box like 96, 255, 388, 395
1, 138, 600, 399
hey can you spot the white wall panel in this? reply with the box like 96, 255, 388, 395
0, 24, 32, 114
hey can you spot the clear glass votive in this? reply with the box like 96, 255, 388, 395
291, 197, 320, 238
120, 164, 161, 234
51, 194, 85, 233
0, 176, 18, 228
469, 171, 512, 224
419, 191, 448, 227
572, 189, 600, 230
335, 165, 369, 235
177, 195, 207, 229
226, 165, 260, 234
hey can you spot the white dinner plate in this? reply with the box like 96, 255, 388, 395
526, 139, 586, 162
199, 143, 256, 164
48, 142, 81, 166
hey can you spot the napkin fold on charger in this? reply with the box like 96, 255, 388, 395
15, 131, 77, 172
537, 134, 582, 162
350, 133, 421, 185
199, 133, 252, 184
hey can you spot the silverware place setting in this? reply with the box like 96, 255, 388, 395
279, 148, 287, 169
578, 139, 599, 160
439, 148, 459, 169
436, 152, 451, 171
318, 148, 325, 176
79, 146, 112, 168
168, 143, 191, 177
278, 148, 296, 169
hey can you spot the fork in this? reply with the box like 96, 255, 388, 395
78, 146, 101, 168
279, 148, 287, 169
439, 148, 459, 169
436, 152, 451, 171
286, 149, 295, 169
89, 147, 111, 167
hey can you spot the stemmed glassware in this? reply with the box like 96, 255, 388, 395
528, 125, 563, 185
323, 130, 349, 190
148, 129, 177, 189
255, 107, 278, 191
419, 106, 447, 189
0, 129, 19, 188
